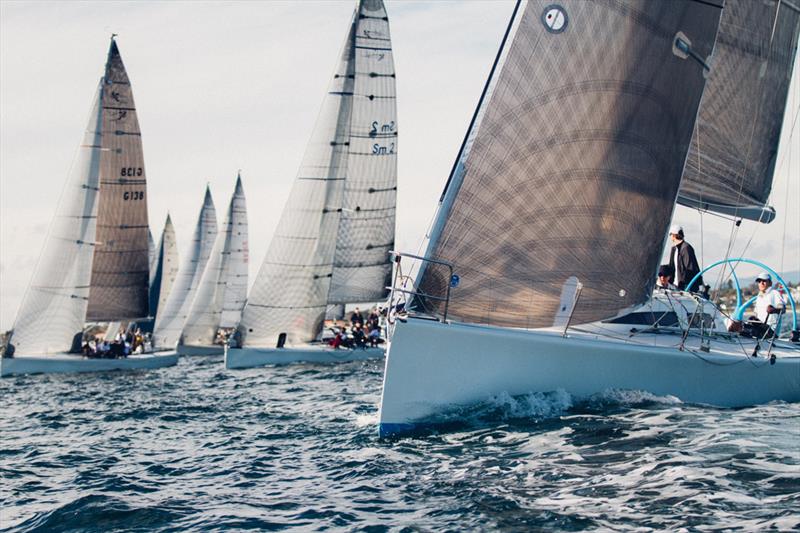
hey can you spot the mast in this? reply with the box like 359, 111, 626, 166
86, 36, 150, 321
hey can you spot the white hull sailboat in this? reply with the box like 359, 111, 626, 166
378, 0, 800, 436
1, 351, 178, 377
178, 173, 248, 357
225, 344, 383, 369
228, 0, 398, 369
2, 37, 178, 376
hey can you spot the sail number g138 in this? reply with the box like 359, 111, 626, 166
123, 191, 145, 201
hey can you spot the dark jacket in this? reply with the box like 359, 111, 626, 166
669, 240, 703, 291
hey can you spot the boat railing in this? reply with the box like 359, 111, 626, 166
387, 251, 455, 324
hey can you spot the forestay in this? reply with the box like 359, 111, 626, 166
153, 187, 217, 348
182, 175, 249, 346
10, 86, 103, 354
414, 0, 722, 329
148, 214, 180, 321
86, 39, 150, 321
677, 0, 800, 223
239, 0, 397, 346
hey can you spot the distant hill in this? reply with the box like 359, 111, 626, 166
779, 270, 800, 284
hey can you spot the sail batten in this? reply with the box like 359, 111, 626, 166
414, 0, 722, 329
239, 0, 396, 347
677, 0, 800, 222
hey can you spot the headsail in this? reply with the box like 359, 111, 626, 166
414, 0, 722, 329
10, 85, 103, 354
148, 229, 156, 285
153, 187, 217, 348
677, 0, 800, 223
148, 214, 180, 321
86, 38, 150, 321
239, 0, 396, 346
182, 174, 249, 346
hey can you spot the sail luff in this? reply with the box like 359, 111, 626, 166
153, 188, 217, 348
414, 0, 723, 329
86, 38, 150, 321
218, 175, 249, 328
677, 0, 800, 222
10, 84, 104, 354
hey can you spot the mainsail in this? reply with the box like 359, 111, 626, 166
148, 214, 180, 321
677, 0, 800, 223
10, 86, 103, 354
86, 39, 150, 321
239, 0, 397, 346
182, 174, 249, 346
414, 0, 722, 329
153, 187, 217, 348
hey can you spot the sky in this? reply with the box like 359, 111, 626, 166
1, 0, 798, 331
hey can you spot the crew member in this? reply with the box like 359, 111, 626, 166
667, 225, 703, 291
655, 265, 677, 291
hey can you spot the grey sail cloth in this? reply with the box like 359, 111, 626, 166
414, 0, 721, 329
148, 214, 179, 320
182, 175, 249, 346
153, 188, 217, 349
677, 0, 800, 223
10, 84, 103, 355
86, 39, 150, 321
239, 0, 396, 347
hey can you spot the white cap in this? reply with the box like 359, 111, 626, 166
755, 271, 772, 282
669, 224, 683, 235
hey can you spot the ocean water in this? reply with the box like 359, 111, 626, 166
1, 357, 798, 531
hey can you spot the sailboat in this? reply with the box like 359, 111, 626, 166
378, 0, 800, 436
1, 37, 178, 376
178, 174, 249, 356
148, 214, 180, 325
152, 187, 217, 350
226, 0, 398, 369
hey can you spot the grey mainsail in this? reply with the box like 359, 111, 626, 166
414, 0, 721, 329
10, 85, 103, 354
148, 214, 180, 321
86, 39, 150, 321
182, 174, 249, 346
677, 0, 800, 223
239, 0, 397, 346
153, 187, 217, 348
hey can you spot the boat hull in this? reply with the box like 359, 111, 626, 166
0, 351, 179, 377
225, 344, 384, 369
379, 318, 800, 436
177, 344, 224, 357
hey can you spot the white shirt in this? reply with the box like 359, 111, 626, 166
754, 287, 784, 327
672, 247, 680, 284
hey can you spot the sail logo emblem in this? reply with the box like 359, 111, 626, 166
542, 5, 568, 33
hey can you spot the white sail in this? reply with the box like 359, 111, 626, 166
153, 187, 217, 348
239, 0, 396, 347
148, 214, 180, 320
218, 175, 249, 328
10, 85, 103, 354
182, 175, 248, 346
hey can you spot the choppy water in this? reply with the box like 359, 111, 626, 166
2, 357, 798, 531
